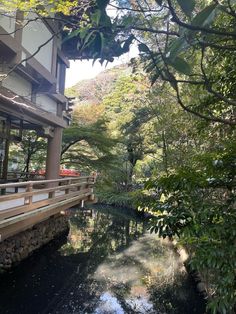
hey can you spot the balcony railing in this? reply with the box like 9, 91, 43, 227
0, 176, 96, 241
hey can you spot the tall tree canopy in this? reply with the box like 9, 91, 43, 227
60, 0, 236, 127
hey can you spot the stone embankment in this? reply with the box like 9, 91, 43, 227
0, 214, 68, 272
173, 240, 208, 299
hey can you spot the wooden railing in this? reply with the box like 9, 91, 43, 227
0, 176, 96, 242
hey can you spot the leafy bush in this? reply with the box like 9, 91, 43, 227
139, 147, 236, 313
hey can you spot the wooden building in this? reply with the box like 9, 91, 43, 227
0, 10, 70, 181
0, 10, 96, 248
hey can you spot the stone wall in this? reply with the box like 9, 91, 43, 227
0, 214, 69, 272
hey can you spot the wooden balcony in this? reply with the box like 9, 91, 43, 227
0, 176, 96, 242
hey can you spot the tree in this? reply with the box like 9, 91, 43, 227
62, 0, 236, 126
102, 73, 157, 188
9, 130, 46, 174
134, 85, 236, 312
61, 118, 117, 172
1, 0, 82, 16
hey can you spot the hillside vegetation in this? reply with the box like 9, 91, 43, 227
64, 64, 236, 313
66, 64, 130, 105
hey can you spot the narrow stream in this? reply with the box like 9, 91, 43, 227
0, 205, 206, 314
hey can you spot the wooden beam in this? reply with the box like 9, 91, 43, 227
0, 86, 67, 128
0, 176, 93, 189
0, 26, 19, 54
0, 188, 92, 221
0, 194, 91, 241
0, 184, 91, 208
2, 118, 10, 180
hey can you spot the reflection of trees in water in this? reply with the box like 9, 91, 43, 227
52, 208, 205, 314
55, 207, 147, 313
61, 208, 146, 262
92, 235, 205, 314
87, 213, 146, 267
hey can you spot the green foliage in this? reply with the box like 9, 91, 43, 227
62, 119, 117, 172
1, 0, 79, 15
192, 3, 218, 27
96, 190, 134, 208
17, 0, 236, 310
61, 0, 236, 128
139, 142, 236, 312
9, 130, 46, 173
176, 0, 195, 17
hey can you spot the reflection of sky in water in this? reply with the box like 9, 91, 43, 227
94, 292, 124, 314
126, 296, 153, 313
0, 207, 205, 314
94, 292, 154, 314
93, 233, 181, 313
55, 208, 204, 313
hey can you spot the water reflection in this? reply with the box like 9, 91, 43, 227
60, 207, 145, 257
53, 206, 205, 314
0, 206, 205, 314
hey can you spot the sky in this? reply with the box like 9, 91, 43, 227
64, 2, 140, 88
65, 45, 139, 88
65, 4, 139, 88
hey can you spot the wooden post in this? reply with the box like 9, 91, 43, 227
49, 191, 55, 199
65, 179, 71, 194
86, 176, 90, 188
46, 127, 62, 181
25, 182, 33, 205
2, 119, 10, 182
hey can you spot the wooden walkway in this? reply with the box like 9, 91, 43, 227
0, 176, 96, 242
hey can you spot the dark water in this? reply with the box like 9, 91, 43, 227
0, 205, 206, 314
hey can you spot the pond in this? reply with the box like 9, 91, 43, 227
0, 205, 206, 314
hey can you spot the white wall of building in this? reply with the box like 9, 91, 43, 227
22, 12, 53, 73
2, 72, 32, 99
0, 13, 15, 37
35, 94, 57, 114
2, 73, 58, 114
0, 11, 61, 118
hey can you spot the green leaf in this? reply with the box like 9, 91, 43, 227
168, 36, 187, 60
96, 0, 109, 10
192, 4, 218, 27
78, 30, 96, 51
100, 11, 112, 27
91, 9, 102, 26
99, 32, 105, 52
62, 29, 80, 43
138, 43, 149, 53
167, 56, 192, 75
79, 27, 89, 40
177, 0, 195, 17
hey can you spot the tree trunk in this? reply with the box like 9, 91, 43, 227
162, 131, 169, 175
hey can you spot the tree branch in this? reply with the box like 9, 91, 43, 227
118, 25, 179, 37
175, 83, 236, 126
167, 0, 236, 38
200, 47, 236, 107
